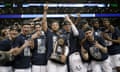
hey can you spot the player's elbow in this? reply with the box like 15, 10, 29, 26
102, 47, 108, 53
82, 53, 89, 61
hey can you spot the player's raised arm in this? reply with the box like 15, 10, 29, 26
32, 17, 40, 22
65, 15, 79, 36
42, 2, 48, 32
75, 13, 81, 25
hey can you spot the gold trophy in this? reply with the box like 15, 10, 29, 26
50, 37, 67, 64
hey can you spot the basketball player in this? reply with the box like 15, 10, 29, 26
41, 8, 70, 72
46, 19, 69, 72
62, 15, 88, 72
82, 26, 112, 72
102, 19, 120, 72
91, 19, 102, 37
31, 4, 49, 72
0, 26, 18, 72
12, 21, 34, 72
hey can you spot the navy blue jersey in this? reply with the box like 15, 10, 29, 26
0, 39, 14, 66
60, 29, 71, 46
61, 29, 82, 55
107, 27, 120, 55
31, 31, 48, 65
12, 34, 31, 69
45, 29, 53, 60
83, 36, 108, 61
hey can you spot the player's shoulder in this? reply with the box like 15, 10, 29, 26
114, 27, 120, 32
0, 38, 10, 44
94, 35, 103, 40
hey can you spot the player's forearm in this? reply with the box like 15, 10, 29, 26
81, 47, 89, 61
99, 46, 108, 53
81, 50, 89, 61
110, 38, 120, 44
75, 14, 80, 25
42, 8, 48, 32
19, 45, 26, 51
83, 53, 89, 61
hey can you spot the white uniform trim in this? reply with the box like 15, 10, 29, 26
32, 65, 47, 72
0, 66, 12, 72
47, 60, 67, 72
14, 68, 31, 72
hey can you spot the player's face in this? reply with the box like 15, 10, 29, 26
35, 25, 41, 31
93, 22, 99, 28
51, 22, 59, 31
103, 21, 110, 27
5, 28, 10, 37
9, 30, 18, 39
63, 24, 71, 32
22, 25, 31, 35
30, 22, 35, 30
85, 30, 93, 39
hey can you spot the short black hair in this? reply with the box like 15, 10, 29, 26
91, 19, 99, 24
22, 20, 31, 26
34, 21, 42, 25
102, 18, 109, 22
62, 21, 70, 26
9, 25, 18, 31
79, 19, 88, 26
78, 19, 88, 29
83, 26, 93, 32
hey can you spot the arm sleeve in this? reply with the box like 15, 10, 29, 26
64, 46, 69, 56
71, 24, 79, 36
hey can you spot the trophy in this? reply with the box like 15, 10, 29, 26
50, 37, 67, 64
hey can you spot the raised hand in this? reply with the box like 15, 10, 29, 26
94, 41, 103, 49
44, 2, 48, 11
65, 15, 72, 23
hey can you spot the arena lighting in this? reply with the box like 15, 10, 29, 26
0, 14, 120, 18
0, 3, 119, 8
13, 4, 18, 7
21, 14, 95, 18
22, 3, 43, 7
22, 3, 106, 7
0, 5, 4, 7
0, 3, 106, 7
96, 14, 120, 17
